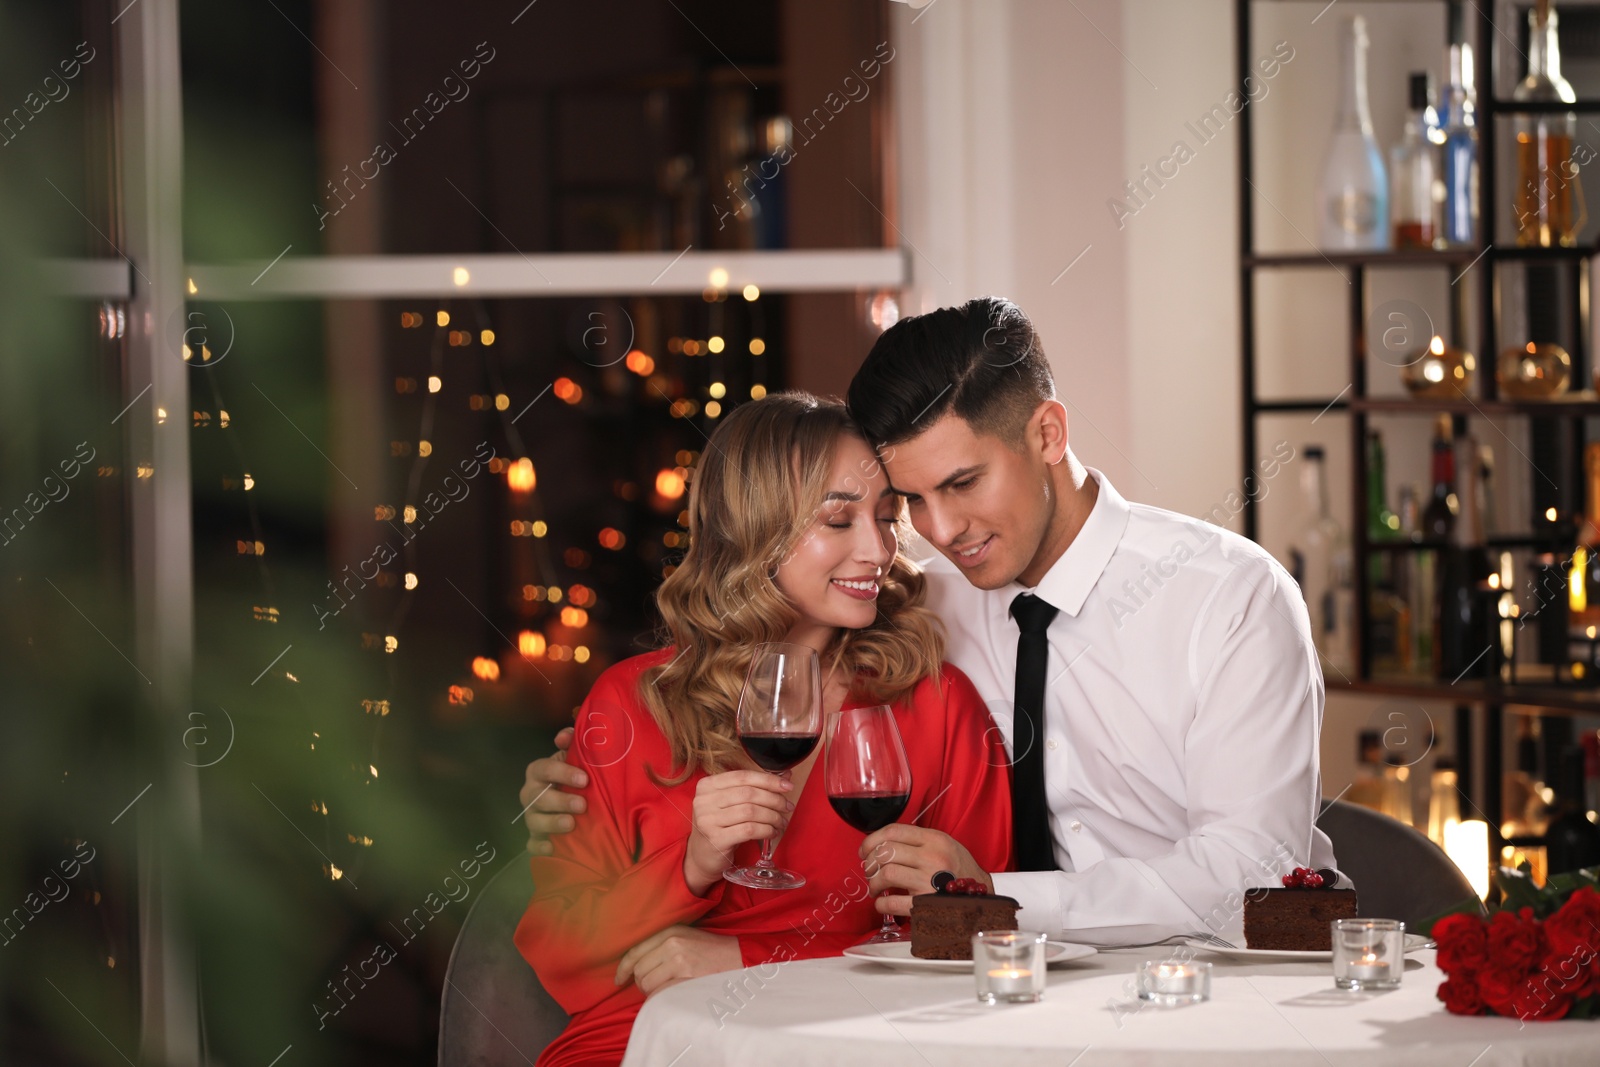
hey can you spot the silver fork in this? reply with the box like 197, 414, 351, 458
1184, 931, 1239, 950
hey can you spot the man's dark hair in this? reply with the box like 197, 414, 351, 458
846, 296, 1054, 449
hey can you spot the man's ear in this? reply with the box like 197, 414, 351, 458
1034, 400, 1069, 464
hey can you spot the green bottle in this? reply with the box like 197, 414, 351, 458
1367, 430, 1399, 541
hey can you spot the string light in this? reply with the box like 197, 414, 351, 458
452, 266, 470, 287
656, 468, 687, 500
743, 284, 760, 301
749, 338, 766, 355
481, 329, 495, 345
436, 310, 450, 327
707, 336, 725, 354
507, 458, 536, 492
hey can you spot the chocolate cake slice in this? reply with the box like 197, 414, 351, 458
1242, 868, 1357, 951
910, 891, 1020, 960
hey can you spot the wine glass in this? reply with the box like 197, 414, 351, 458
723, 642, 822, 890
825, 703, 912, 943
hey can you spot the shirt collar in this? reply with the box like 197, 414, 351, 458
1009, 467, 1129, 618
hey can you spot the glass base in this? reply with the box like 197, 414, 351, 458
1335, 976, 1401, 992
978, 991, 1044, 1005
862, 921, 907, 944
724, 863, 805, 890
1137, 991, 1208, 1006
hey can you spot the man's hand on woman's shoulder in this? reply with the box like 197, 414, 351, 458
521, 726, 588, 855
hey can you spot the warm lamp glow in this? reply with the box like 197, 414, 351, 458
625, 350, 655, 375
656, 467, 687, 500
507, 458, 536, 493
708, 267, 729, 290
560, 606, 589, 628
554, 377, 582, 404
1444, 819, 1491, 900
453, 266, 470, 287
471, 656, 500, 681
517, 631, 547, 658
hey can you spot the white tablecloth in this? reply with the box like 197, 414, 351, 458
621, 947, 1598, 1066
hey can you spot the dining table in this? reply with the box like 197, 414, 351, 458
620, 943, 1598, 1066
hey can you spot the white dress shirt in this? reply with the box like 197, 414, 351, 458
923, 467, 1340, 947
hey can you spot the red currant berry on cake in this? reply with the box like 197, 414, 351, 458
1281, 874, 1295, 887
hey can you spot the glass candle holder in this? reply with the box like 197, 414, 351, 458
973, 930, 1047, 1004
1135, 959, 1213, 1006
1332, 918, 1405, 991
1498, 342, 1571, 399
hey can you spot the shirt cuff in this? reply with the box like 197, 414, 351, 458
992, 871, 1065, 938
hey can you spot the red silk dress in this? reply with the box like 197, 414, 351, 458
514, 649, 1013, 1067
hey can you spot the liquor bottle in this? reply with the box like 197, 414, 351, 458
1439, 431, 1493, 680
1421, 416, 1458, 541
1441, 1, 1479, 247
1514, 0, 1586, 248
1504, 716, 1551, 839
1568, 443, 1600, 632
1543, 745, 1600, 875
1426, 756, 1462, 847
1348, 730, 1388, 811
1321, 15, 1389, 250
1392, 72, 1442, 249
1289, 446, 1355, 675
1583, 730, 1600, 816
1367, 430, 1399, 540
1382, 751, 1415, 827
1370, 555, 1412, 676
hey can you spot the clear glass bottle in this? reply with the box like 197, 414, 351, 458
1441, 7, 1479, 246
1321, 15, 1389, 250
1382, 751, 1415, 827
1514, 0, 1586, 248
1426, 757, 1462, 847
1392, 72, 1442, 249
1289, 447, 1355, 676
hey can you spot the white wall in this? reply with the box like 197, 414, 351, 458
891, 0, 1134, 493
891, 0, 1462, 807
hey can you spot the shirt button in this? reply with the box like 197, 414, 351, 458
1070, 820, 1082, 833
1046, 739, 1059, 751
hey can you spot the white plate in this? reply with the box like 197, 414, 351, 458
842, 940, 1098, 972
1178, 932, 1434, 961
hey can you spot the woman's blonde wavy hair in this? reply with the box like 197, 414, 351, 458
641, 391, 946, 783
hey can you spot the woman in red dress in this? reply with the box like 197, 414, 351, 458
514, 393, 1012, 1067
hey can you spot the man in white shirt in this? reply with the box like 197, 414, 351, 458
520, 296, 1339, 946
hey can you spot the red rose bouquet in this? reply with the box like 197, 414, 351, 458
1427, 865, 1600, 1021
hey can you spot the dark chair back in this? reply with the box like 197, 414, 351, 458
438, 857, 569, 1067
1318, 797, 1484, 927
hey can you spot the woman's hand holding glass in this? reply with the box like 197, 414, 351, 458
683, 770, 796, 895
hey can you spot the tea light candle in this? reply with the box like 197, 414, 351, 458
1332, 918, 1404, 991
973, 931, 1048, 1004
1346, 952, 1391, 982
1136, 959, 1213, 1005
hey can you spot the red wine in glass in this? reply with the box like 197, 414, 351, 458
742, 733, 821, 772
828, 791, 910, 833
723, 643, 822, 891
825, 704, 913, 942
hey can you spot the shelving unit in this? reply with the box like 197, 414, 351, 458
1235, 0, 1598, 866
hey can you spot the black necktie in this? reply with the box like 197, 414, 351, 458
1009, 592, 1059, 872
